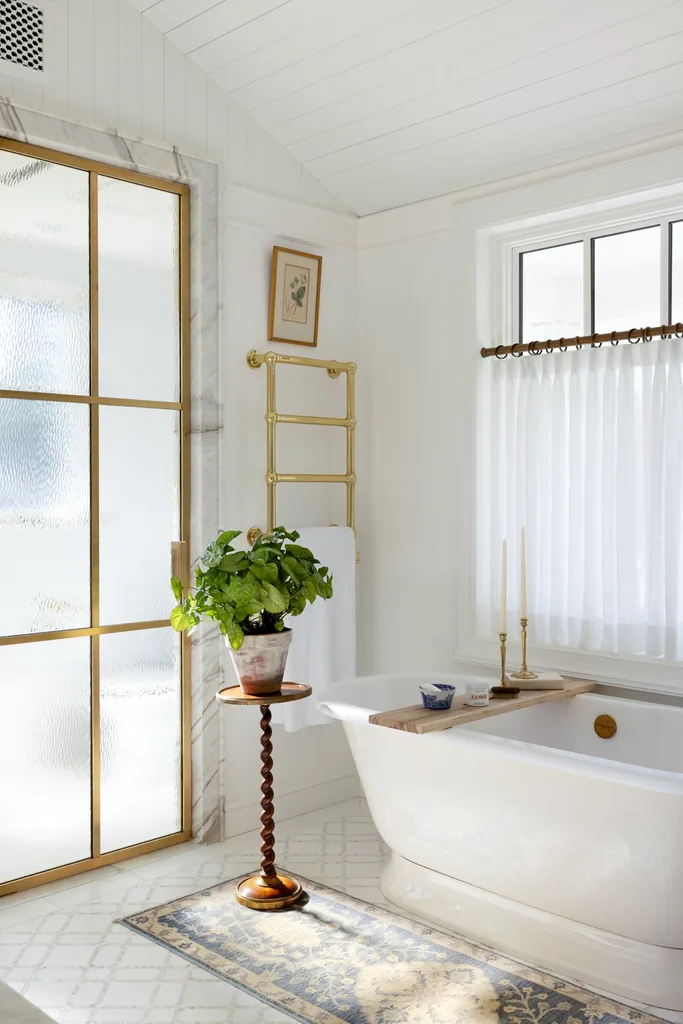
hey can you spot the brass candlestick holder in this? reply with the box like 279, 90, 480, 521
511, 618, 538, 680
491, 632, 520, 699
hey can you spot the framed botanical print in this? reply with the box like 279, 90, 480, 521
268, 246, 322, 347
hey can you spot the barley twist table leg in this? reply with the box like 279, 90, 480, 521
259, 705, 276, 881
234, 703, 303, 910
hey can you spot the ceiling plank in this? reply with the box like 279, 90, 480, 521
347, 108, 683, 214
142, 0, 237, 34
160, 0, 294, 51
194, 0, 428, 74
282, 0, 683, 158
250, 0, 626, 130
218, 0, 516, 105
336, 82, 683, 210
169, 0, 357, 69
305, 34, 683, 179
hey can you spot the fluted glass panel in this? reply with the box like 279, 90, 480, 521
593, 226, 660, 333
0, 638, 91, 884
100, 628, 181, 853
0, 151, 89, 394
521, 242, 583, 343
98, 177, 180, 402
0, 399, 90, 635
99, 407, 179, 624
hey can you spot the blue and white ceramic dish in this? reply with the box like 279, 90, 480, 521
419, 682, 456, 710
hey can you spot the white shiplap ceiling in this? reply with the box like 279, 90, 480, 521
131, 0, 683, 215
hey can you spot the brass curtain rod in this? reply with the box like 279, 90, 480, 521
481, 322, 683, 359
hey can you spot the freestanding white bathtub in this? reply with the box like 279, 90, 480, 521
320, 671, 683, 1010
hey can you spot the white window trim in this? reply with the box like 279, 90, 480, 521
458, 185, 683, 696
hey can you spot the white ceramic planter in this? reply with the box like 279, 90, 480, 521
227, 629, 292, 696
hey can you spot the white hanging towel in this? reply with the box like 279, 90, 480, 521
271, 526, 356, 732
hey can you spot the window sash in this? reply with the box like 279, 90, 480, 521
513, 216, 675, 348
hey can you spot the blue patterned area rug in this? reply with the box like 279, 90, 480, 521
120, 875, 661, 1024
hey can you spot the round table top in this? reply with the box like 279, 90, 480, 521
216, 682, 312, 706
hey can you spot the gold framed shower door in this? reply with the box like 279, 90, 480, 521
0, 137, 192, 896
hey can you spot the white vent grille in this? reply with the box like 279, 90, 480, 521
0, 0, 44, 72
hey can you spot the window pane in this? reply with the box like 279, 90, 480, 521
670, 221, 683, 324
0, 399, 90, 635
0, 638, 91, 883
98, 178, 180, 402
100, 628, 181, 853
521, 242, 582, 343
99, 407, 179, 624
593, 227, 660, 333
0, 152, 90, 395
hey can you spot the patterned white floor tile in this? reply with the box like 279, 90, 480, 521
0, 798, 674, 1024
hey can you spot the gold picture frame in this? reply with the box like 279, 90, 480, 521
268, 245, 322, 348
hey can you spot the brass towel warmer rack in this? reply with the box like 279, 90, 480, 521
245, 349, 357, 551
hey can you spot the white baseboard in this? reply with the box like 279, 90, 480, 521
222, 773, 362, 839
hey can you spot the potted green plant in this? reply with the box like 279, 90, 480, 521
170, 526, 333, 696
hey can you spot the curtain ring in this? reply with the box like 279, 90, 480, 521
511, 343, 523, 358
495, 345, 508, 360
676, 323, 683, 339
558, 337, 568, 352
591, 333, 602, 349
610, 331, 618, 346
642, 326, 652, 342
544, 338, 554, 353
628, 328, 639, 344
575, 335, 582, 350
529, 340, 542, 355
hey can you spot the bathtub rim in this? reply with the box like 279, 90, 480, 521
319, 674, 683, 793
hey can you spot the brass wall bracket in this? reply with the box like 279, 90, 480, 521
246, 349, 357, 542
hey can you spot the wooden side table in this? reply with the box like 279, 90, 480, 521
215, 682, 312, 910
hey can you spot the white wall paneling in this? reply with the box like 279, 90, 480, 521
357, 138, 683, 694
0, 0, 347, 212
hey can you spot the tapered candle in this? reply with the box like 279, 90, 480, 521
500, 538, 507, 632
520, 526, 527, 619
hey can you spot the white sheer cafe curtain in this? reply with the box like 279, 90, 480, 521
476, 336, 683, 660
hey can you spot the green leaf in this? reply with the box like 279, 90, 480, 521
261, 583, 287, 614
252, 548, 274, 565
274, 527, 300, 542
249, 562, 278, 585
218, 551, 250, 573
226, 620, 245, 651
201, 540, 228, 567
170, 606, 193, 632
170, 576, 184, 601
216, 529, 241, 548
285, 543, 316, 561
229, 576, 256, 605
302, 579, 317, 603
274, 620, 285, 631
218, 602, 236, 626
234, 600, 263, 621
289, 593, 307, 616
281, 555, 307, 582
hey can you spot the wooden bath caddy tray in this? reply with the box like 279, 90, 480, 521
368, 678, 596, 734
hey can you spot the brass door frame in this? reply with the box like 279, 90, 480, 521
0, 137, 192, 896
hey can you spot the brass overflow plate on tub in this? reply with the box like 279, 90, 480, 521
594, 714, 617, 739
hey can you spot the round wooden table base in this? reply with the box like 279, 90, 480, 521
235, 873, 303, 910
216, 683, 312, 912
